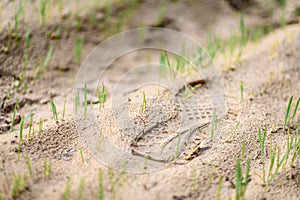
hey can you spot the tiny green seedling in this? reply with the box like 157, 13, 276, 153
28, 115, 33, 140
10, 173, 27, 198
19, 116, 24, 142
23, 82, 28, 95
217, 176, 223, 200
97, 83, 107, 109
14, 4, 23, 33
74, 37, 83, 64
173, 133, 182, 163
62, 177, 71, 200
17, 73, 23, 89
25, 156, 33, 179
98, 168, 104, 200
225, 121, 240, 142
207, 166, 215, 185
258, 128, 266, 184
43, 158, 51, 178
42, 46, 54, 72
235, 158, 250, 200
108, 168, 115, 195
62, 100, 67, 120
291, 97, 300, 123
240, 81, 244, 101
80, 147, 84, 163
50, 100, 58, 122
237, 12, 246, 60
78, 178, 85, 200
39, 118, 43, 133
284, 96, 293, 129
40, 0, 46, 28
10, 99, 19, 131
142, 91, 146, 112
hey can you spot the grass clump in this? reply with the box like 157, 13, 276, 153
10, 173, 27, 198
235, 158, 250, 200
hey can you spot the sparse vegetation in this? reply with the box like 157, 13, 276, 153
0, 1, 300, 200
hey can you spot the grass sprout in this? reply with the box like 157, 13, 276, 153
142, 91, 146, 112
28, 114, 33, 140
217, 176, 223, 200
40, 0, 46, 28
291, 97, 300, 123
39, 118, 43, 133
98, 83, 107, 109
78, 178, 85, 200
43, 158, 51, 178
225, 121, 240, 142
42, 46, 54, 72
62, 177, 71, 200
62, 100, 67, 120
25, 156, 33, 179
19, 116, 24, 142
74, 37, 83, 64
50, 100, 58, 122
10, 98, 19, 131
98, 168, 104, 200
258, 128, 266, 184
240, 81, 244, 101
235, 158, 250, 200
80, 147, 84, 163
284, 96, 294, 129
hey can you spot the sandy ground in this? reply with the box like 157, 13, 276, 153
0, 0, 300, 199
